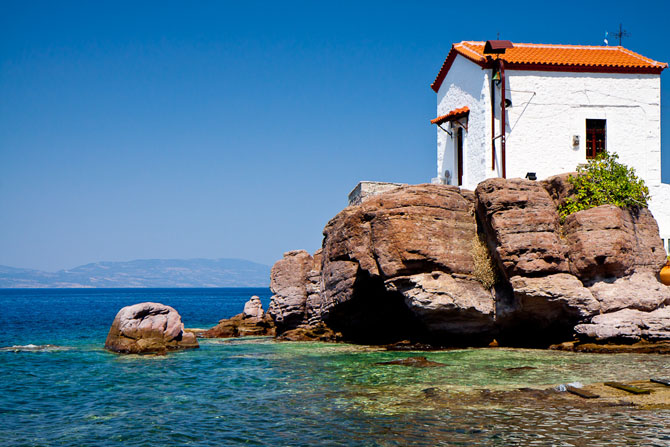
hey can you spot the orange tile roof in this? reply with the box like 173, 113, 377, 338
431, 41, 668, 92
430, 106, 470, 125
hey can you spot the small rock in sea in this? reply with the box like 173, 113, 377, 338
505, 366, 537, 372
376, 356, 447, 368
555, 382, 584, 392
200, 296, 276, 339
243, 295, 264, 319
276, 323, 340, 342
104, 302, 199, 354
422, 387, 448, 399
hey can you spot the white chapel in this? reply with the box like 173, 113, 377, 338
430, 40, 669, 245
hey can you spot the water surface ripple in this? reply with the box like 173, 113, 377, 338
1, 289, 669, 446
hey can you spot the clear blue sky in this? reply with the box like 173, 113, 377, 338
1, 0, 669, 271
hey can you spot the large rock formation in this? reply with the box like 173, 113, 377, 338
267, 250, 317, 331
267, 177, 670, 347
476, 178, 569, 278
474, 176, 668, 345
104, 302, 199, 354
271, 185, 496, 345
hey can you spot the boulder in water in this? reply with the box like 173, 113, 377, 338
104, 302, 199, 354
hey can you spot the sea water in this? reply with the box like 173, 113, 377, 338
1, 289, 669, 446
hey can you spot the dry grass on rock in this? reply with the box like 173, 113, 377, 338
471, 235, 497, 290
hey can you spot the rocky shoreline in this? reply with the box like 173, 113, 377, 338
263, 175, 670, 349
103, 174, 670, 355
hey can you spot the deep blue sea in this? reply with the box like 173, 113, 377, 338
1, 288, 670, 446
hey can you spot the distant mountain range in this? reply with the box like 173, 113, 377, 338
0, 258, 271, 288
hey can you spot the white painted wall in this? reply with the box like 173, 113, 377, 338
502, 71, 662, 187
501, 70, 667, 242
435, 54, 491, 190
436, 60, 668, 242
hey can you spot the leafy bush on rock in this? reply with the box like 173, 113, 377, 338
558, 152, 649, 220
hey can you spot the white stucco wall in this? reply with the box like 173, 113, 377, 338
436, 62, 668, 243
435, 55, 491, 190
501, 71, 662, 187
500, 70, 668, 243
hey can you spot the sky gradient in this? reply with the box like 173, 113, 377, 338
1, 0, 669, 271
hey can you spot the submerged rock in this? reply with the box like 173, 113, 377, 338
104, 302, 199, 354
550, 339, 670, 354
0, 344, 71, 353
376, 356, 447, 368
505, 366, 537, 372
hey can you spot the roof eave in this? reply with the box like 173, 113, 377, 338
503, 62, 667, 74
430, 46, 488, 93
430, 106, 471, 125
431, 43, 668, 93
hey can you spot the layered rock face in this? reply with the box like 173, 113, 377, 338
473, 177, 668, 344
574, 307, 670, 343
267, 250, 322, 331
268, 177, 670, 346
271, 185, 496, 344
476, 178, 570, 278
104, 302, 199, 354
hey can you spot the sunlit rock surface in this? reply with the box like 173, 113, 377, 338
104, 302, 199, 354
201, 296, 275, 338
267, 178, 670, 346
575, 307, 670, 342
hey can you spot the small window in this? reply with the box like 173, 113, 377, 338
586, 119, 606, 159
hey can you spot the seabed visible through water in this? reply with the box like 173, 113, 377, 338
2, 288, 669, 446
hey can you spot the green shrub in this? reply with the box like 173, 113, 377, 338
558, 152, 649, 220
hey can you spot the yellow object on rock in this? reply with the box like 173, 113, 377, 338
660, 261, 670, 286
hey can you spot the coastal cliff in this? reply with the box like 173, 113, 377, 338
267, 175, 670, 347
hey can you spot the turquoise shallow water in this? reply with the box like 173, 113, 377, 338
1, 289, 670, 446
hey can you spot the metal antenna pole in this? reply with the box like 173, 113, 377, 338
613, 23, 630, 46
